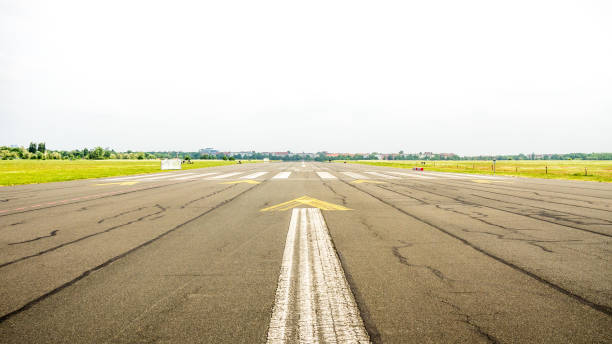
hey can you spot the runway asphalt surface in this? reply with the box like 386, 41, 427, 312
0, 162, 610, 343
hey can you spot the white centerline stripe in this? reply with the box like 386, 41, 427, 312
171, 172, 218, 180
210, 172, 243, 179
266, 208, 370, 344
316, 172, 337, 180
241, 171, 269, 179
365, 171, 400, 179
341, 172, 369, 179
273, 172, 291, 179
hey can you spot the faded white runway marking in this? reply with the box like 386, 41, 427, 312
316, 172, 337, 180
171, 172, 218, 180
136, 173, 196, 181
241, 172, 268, 179
103, 173, 172, 182
385, 171, 435, 179
341, 172, 369, 179
365, 171, 400, 179
267, 208, 370, 344
210, 172, 243, 179
273, 172, 291, 179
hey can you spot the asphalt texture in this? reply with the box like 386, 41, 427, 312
0, 162, 610, 343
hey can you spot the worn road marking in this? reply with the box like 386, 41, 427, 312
365, 171, 400, 179
273, 172, 292, 179
316, 172, 337, 180
261, 196, 351, 212
341, 172, 369, 179
102, 173, 169, 182
385, 171, 435, 179
210, 172, 243, 179
352, 179, 386, 184
267, 208, 369, 343
171, 172, 218, 180
241, 172, 268, 179
220, 180, 260, 185
95, 181, 140, 186
137, 173, 196, 181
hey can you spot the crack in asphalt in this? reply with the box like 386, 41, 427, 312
336, 178, 612, 317
0, 204, 167, 269
469, 194, 612, 225
0, 181, 262, 324
386, 181, 612, 238
391, 241, 449, 282
97, 207, 147, 224
8, 230, 59, 246
322, 181, 348, 206
439, 299, 500, 344
179, 184, 237, 209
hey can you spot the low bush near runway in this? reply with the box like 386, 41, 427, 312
345, 160, 612, 182
0, 160, 259, 186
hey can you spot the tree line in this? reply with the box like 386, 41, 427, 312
0, 143, 610, 161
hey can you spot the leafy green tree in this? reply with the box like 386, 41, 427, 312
89, 147, 105, 159
28, 142, 37, 153
37, 142, 46, 153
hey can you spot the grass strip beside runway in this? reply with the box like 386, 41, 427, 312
343, 160, 612, 182
0, 160, 260, 186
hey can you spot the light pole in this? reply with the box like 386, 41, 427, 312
493, 159, 496, 175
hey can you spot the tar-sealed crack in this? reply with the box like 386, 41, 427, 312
322, 181, 348, 206
338, 178, 612, 317
179, 184, 237, 208
387, 181, 612, 238
97, 207, 147, 223
392, 241, 448, 282
439, 299, 500, 344
0, 204, 167, 269
0, 180, 263, 324
8, 230, 59, 245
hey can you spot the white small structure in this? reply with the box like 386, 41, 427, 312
161, 158, 182, 170
263, 158, 270, 163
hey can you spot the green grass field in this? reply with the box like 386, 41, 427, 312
343, 160, 612, 183
0, 160, 260, 186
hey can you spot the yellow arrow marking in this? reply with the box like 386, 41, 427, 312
95, 181, 140, 186
221, 180, 261, 185
260, 196, 351, 212
351, 179, 386, 184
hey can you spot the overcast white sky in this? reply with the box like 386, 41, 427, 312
1, 0, 611, 155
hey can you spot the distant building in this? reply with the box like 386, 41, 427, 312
439, 153, 457, 159
199, 148, 219, 155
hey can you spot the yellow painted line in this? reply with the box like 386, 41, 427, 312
351, 179, 386, 184
261, 196, 351, 212
95, 181, 140, 186
221, 180, 260, 185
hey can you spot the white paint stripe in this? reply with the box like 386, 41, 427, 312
266, 208, 370, 344
365, 171, 400, 179
103, 173, 171, 181
137, 173, 196, 181
241, 171, 269, 179
170, 172, 218, 180
273, 172, 291, 179
210, 172, 243, 179
267, 209, 299, 343
341, 172, 369, 179
316, 172, 337, 180
385, 171, 435, 179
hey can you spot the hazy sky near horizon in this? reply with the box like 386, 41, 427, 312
1, 0, 611, 155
